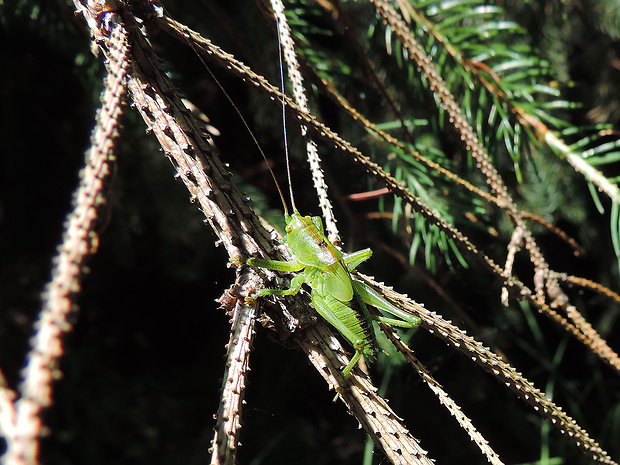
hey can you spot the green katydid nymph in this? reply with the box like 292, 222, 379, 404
246, 206, 421, 378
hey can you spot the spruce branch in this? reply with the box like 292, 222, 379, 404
368, 0, 620, 374
6, 2, 613, 464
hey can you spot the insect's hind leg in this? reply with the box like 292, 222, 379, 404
352, 281, 421, 329
341, 349, 364, 379
343, 248, 372, 271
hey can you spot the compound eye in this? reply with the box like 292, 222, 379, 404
286, 224, 293, 232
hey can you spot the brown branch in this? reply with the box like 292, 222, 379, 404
210, 282, 258, 465
269, 0, 340, 244
3, 13, 128, 464
553, 273, 620, 305
379, 323, 505, 465
296, 323, 435, 465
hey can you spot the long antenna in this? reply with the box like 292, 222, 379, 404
183, 33, 290, 216
276, 18, 297, 214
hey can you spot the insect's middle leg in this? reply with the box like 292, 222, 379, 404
249, 272, 310, 299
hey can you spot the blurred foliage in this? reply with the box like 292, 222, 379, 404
1, 0, 619, 464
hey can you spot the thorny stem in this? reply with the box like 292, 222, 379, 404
2, 14, 127, 464
297, 324, 434, 465
269, 0, 340, 244
378, 323, 505, 465
359, 273, 617, 465
210, 294, 258, 465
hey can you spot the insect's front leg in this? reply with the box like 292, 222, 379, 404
246, 256, 305, 273
245, 256, 307, 299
